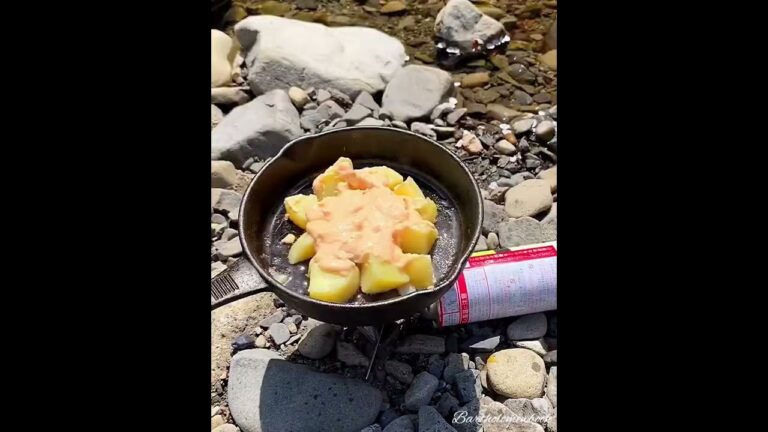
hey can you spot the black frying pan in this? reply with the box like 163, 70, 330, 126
211, 126, 482, 326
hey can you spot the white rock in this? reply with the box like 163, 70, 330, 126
211, 160, 238, 189
382, 65, 453, 122
212, 30, 238, 87
211, 89, 302, 167
236, 16, 407, 97
211, 104, 224, 128
435, 0, 506, 51
288, 87, 310, 109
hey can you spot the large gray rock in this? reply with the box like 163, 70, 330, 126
382, 65, 454, 122
236, 16, 407, 97
211, 89, 302, 167
229, 349, 382, 432
504, 180, 553, 218
482, 200, 506, 235
435, 0, 506, 52
497, 217, 556, 248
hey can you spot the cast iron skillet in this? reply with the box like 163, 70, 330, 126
211, 126, 482, 326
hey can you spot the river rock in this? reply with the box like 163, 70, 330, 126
229, 349, 382, 432
546, 367, 557, 407
211, 160, 238, 189
435, 0, 506, 52
337, 341, 370, 367
536, 166, 556, 192
404, 372, 439, 411
539, 50, 557, 71
382, 65, 454, 122
396, 334, 446, 354
212, 30, 237, 87
506, 313, 548, 340
419, 405, 457, 432
298, 323, 338, 359
236, 16, 407, 97
497, 217, 555, 248
212, 87, 251, 106
385, 360, 415, 384
486, 349, 546, 399
211, 89, 302, 167
383, 416, 415, 432
504, 180, 553, 218
212, 104, 224, 128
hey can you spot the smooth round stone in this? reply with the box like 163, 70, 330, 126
494, 139, 517, 155
288, 87, 310, 108
297, 323, 337, 359
486, 348, 546, 399
535, 120, 556, 141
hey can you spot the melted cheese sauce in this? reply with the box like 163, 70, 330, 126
305, 158, 422, 274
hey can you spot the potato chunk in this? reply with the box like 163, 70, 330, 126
412, 197, 438, 223
284, 194, 318, 229
393, 176, 425, 199
288, 233, 315, 264
360, 256, 411, 294
358, 166, 404, 189
404, 254, 434, 289
396, 221, 438, 254
308, 260, 360, 303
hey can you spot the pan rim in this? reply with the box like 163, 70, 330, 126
238, 126, 483, 309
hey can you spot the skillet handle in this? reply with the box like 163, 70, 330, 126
211, 258, 272, 310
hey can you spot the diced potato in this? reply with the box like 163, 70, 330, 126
288, 233, 315, 264
394, 176, 425, 199
358, 166, 404, 189
412, 197, 438, 223
360, 256, 411, 294
284, 194, 318, 229
308, 260, 360, 303
404, 254, 434, 289
396, 221, 438, 254
314, 171, 346, 198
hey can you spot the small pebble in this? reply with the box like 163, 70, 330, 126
269, 323, 291, 345
287, 322, 298, 333
288, 86, 310, 109
255, 335, 268, 348
486, 232, 499, 249
494, 139, 517, 155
